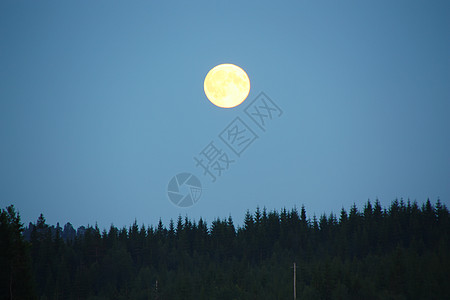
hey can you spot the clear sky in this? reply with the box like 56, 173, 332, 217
1, 0, 449, 230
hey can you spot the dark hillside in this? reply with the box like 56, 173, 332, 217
1, 199, 449, 299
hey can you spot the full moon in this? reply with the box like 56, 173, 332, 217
204, 64, 250, 108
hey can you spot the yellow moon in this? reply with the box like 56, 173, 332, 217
204, 64, 250, 108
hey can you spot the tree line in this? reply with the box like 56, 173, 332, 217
1, 198, 449, 299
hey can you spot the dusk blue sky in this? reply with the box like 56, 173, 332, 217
1, 1, 449, 230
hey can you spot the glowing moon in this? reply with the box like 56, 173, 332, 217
204, 64, 250, 108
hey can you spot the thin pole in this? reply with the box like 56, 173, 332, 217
293, 262, 296, 300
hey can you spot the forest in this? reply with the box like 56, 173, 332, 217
1, 198, 449, 299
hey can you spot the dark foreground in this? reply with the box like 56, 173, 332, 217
1, 199, 449, 299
